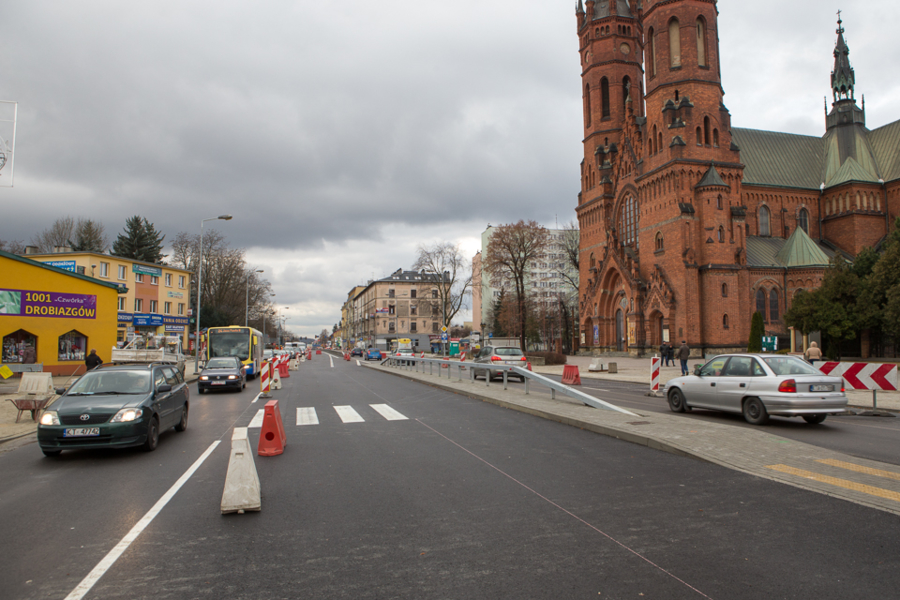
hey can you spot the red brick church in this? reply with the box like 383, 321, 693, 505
575, 0, 900, 357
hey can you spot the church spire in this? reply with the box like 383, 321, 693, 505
831, 11, 855, 102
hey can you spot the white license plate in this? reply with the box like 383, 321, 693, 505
64, 427, 100, 437
212, 381, 226, 385
810, 384, 834, 392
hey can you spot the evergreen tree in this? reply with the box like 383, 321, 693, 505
69, 218, 108, 253
489, 289, 507, 337
747, 311, 764, 352
111, 216, 166, 263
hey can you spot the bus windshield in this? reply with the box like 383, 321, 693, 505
209, 330, 250, 361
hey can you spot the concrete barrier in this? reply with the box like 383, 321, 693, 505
221, 427, 261, 514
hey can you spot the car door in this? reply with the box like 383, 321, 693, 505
681, 356, 728, 409
715, 356, 754, 413
164, 366, 187, 417
153, 367, 176, 429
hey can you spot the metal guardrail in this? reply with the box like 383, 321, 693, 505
378, 355, 637, 416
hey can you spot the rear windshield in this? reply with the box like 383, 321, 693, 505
762, 356, 822, 376
494, 348, 524, 356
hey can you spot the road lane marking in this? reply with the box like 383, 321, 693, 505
329, 355, 334, 368
65, 441, 221, 600
334, 405, 364, 423
816, 459, 900, 482
766, 464, 900, 503
248, 409, 264, 428
370, 404, 408, 421
251, 393, 261, 404
297, 407, 319, 425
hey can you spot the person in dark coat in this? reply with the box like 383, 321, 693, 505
85, 349, 103, 371
678, 341, 690, 376
658, 342, 668, 365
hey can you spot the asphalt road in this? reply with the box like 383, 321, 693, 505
1, 355, 899, 599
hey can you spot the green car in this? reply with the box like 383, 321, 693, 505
38, 363, 190, 457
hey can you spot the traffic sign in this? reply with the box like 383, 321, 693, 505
441, 326, 448, 333
441, 333, 448, 342
488, 332, 493, 338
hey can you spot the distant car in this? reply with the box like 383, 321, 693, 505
472, 346, 527, 381
263, 350, 275, 361
198, 356, 246, 393
365, 348, 383, 361
664, 353, 849, 425
37, 363, 190, 456
350, 348, 363, 357
395, 348, 415, 365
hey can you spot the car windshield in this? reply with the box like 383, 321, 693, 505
68, 370, 151, 395
494, 348, 524, 356
206, 358, 238, 369
208, 331, 251, 361
762, 356, 823, 376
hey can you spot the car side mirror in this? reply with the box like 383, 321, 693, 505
55, 387, 67, 395
157, 384, 173, 393
693, 365, 702, 376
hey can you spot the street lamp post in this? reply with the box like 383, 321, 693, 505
261, 293, 275, 348
194, 214, 233, 373
245, 269, 264, 326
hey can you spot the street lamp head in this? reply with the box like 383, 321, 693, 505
219, 214, 233, 221
256, 269, 264, 273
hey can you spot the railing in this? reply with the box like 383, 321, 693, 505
377, 355, 636, 416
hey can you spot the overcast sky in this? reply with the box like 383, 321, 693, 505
2, 1, 898, 337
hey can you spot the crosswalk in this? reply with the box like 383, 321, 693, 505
247, 404, 410, 428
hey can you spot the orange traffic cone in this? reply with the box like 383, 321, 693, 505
258, 400, 287, 456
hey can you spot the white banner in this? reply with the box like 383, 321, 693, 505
0, 101, 17, 187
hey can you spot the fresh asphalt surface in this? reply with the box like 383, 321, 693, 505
1, 356, 899, 599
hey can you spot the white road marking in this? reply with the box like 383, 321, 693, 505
370, 404, 408, 421
329, 355, 334, 368
334, 405, 364, 423
248, 408, 264, 428
64, 441, 221, 600
251, 393, 261, 403
297, 407, 319, 425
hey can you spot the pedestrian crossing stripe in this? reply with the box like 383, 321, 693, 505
765, 464, 900, 503
297, 407, 319, 426
334, 405, 364, 423
249, 405, 410, 427
370, 404, 409, 421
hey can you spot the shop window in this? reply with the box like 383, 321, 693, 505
58, 330, 87, 362
118, 297, 126, 311
100, 262, 109, 278
118, 265, 127, 280
165, 273, 172, 287
2, 329, 37, 364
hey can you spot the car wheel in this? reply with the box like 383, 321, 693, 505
743, 397, 769, 425
803, 414, 827, 425
42, 448, 62, 457
143, 416, 160, 452
175, 404, 189, 432
667, 388, 687, 413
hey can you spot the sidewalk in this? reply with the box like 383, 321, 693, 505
365, 358, 900, 517
0, 364, 202, 446
530, 354, 900, 411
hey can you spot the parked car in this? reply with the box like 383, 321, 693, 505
365, 348, 383, 361
664, 353, 848, 425
395, 348, 415, 365
37, 363, 190, 456
472, 346, 527, 381
350, 348, 363, 357
198, 356, 246, 393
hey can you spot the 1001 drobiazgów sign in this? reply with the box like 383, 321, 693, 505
0, 289, 97, 319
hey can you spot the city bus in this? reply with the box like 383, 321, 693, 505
205, 326, 263, 379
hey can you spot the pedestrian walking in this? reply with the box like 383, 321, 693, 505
804, 341, 822, 365
85, 349, 103, 371
659, 341, 669, 366
678, 341, 690, 376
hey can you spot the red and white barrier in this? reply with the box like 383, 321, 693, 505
818, 362, 897, 391
650, 356, 660, 393
260, 361, 271, 395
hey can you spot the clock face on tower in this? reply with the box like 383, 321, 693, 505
620, 43, 631, 55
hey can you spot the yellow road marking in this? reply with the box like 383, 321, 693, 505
765, 464, 900, 503
817, 459, 900, 482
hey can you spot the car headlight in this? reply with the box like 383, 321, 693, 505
110, 408, 142, 423
40, 411, 60, 426
199, 375, 209, 381
227, 375, 237, 380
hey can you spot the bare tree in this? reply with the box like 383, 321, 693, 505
31, 216, 76, 252
483, 220, 550, 351
412, 242, 472, 330
0, 238, 25, 254
557, 221, 580, 354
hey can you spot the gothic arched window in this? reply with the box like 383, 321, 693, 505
759, 206, 771, 236
620, 196, 639, 248
585, 84, 592, 127
704, 116, 711, 145
696, 17, 708, 67
769, 289, 780, 322
798, 208, 810, 233
623, 76, 631, 111
721, 283, 728, 297
669, 18, 681, 68
655, 232, 664, 251
755, 289, 767, 320
648, 27, 657, 77
600, 78, 610, 118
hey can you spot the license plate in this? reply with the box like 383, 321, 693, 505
64, 427, 100, 437
810, 384, 834, 392
212, 381, 226, 385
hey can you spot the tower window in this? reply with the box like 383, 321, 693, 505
600, 77, 610, 118
759, 206, 771, 236
655, 232, 664, 251
717, 195, 723, 210
721, 283, 728, 297
585, 83, 592, 127
696, 127, 702, 145
704, 116, 711, 145
623, 76, 631, 111
717, 226, 724, 242
799, 208, 810, 233
658, 131, 663, 153
669, 18, 681, 68
723, 314, 729, 329
696, 17, 708, 67
713, 129, 719, 147
648, 27, 657, 77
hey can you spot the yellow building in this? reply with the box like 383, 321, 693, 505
26, 250, 193, 349
1, 250, 121, 375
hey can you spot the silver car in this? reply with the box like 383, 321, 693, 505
473, 346, 527, 381
664, 353, 848, 425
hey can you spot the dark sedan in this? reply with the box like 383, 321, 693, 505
350, 348, 363, 357
38, 363, 190, 456
198, 356, 246, 393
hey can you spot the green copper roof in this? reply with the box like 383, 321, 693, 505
823, 125, 881, 186
732, 128, 825, 190
825, 155, 880, 187
774, 226, 832, 267
868, 119, 900, 182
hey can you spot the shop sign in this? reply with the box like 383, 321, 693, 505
44, 260, 77, 273
0, 288, 97, 319
165, 325, 184, 332
132, 264, 163, 277
132, 313, 164, 327
118, 312, 134, 323
166, 291, 184, 299
162, 315, 189, 325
